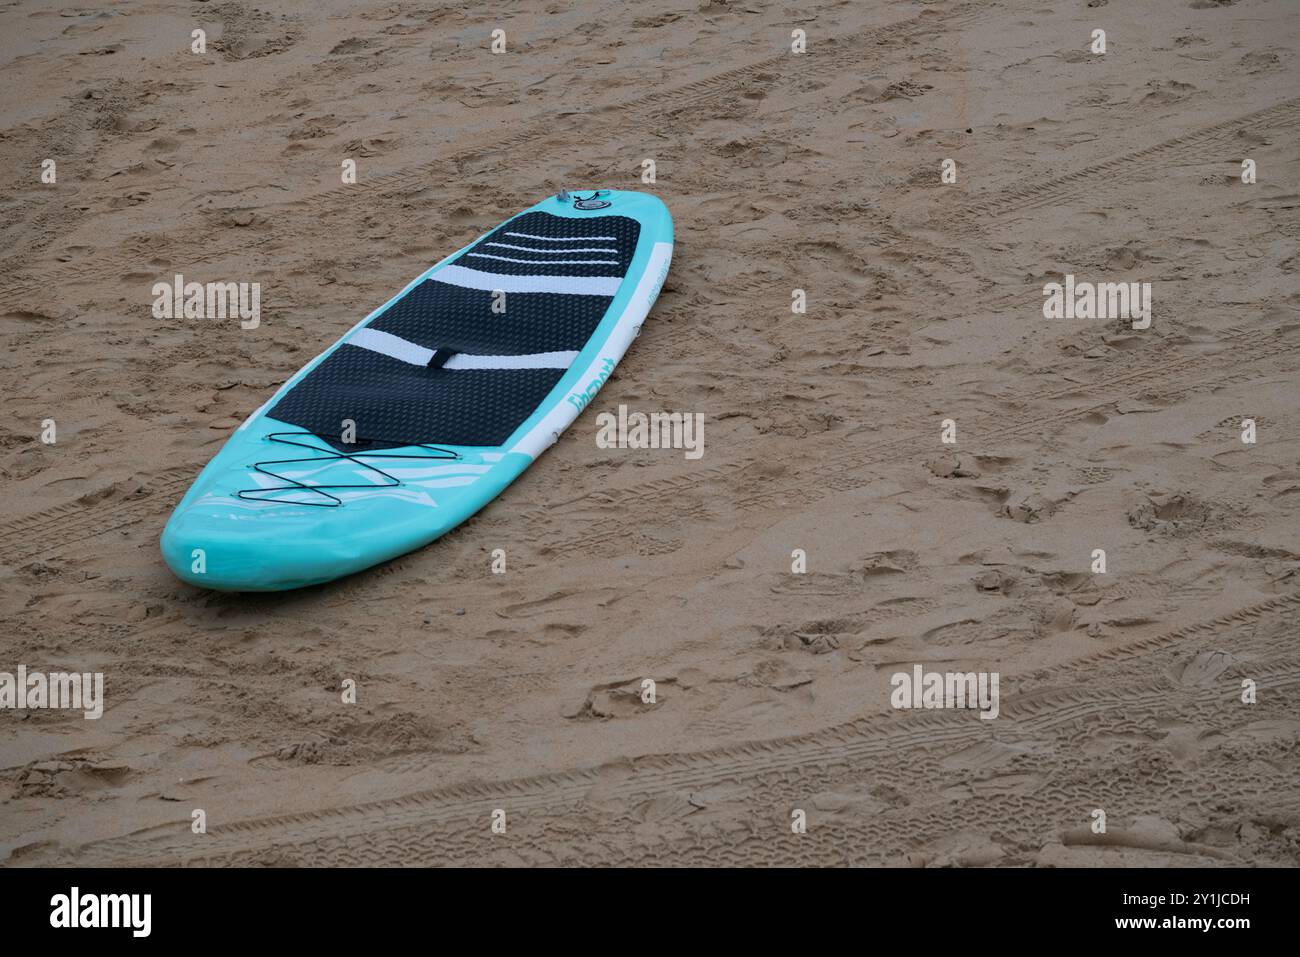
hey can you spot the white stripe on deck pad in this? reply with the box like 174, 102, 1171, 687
446, 350, 578, 370
467, 253, 620, 266
486, 242, 619, 254
349, 328, 432, 365
347, 328, 577, 370
432, 265, 621, 296
505, 231, 618, 242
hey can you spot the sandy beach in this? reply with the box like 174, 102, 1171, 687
1, 0, 1297, 866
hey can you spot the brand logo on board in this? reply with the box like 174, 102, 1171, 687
565, 358, 616, 412
572, 191, 611, 210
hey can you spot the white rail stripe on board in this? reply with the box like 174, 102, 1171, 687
433, 264, 622, 296
510, 240, 674, 460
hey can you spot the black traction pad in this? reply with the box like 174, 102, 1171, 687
453, 210, 640, 277
268, 348, 566, 451
368, 282, 612, 355
267, 211, 639, 451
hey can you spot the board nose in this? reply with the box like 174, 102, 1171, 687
160, 508, 360, 591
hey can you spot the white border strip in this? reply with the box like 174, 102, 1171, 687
510, 241, 673, 459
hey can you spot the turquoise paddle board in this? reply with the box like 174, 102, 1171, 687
161, 189, 673, 590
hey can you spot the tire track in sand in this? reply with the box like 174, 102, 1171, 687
59, 592, 1299, 866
